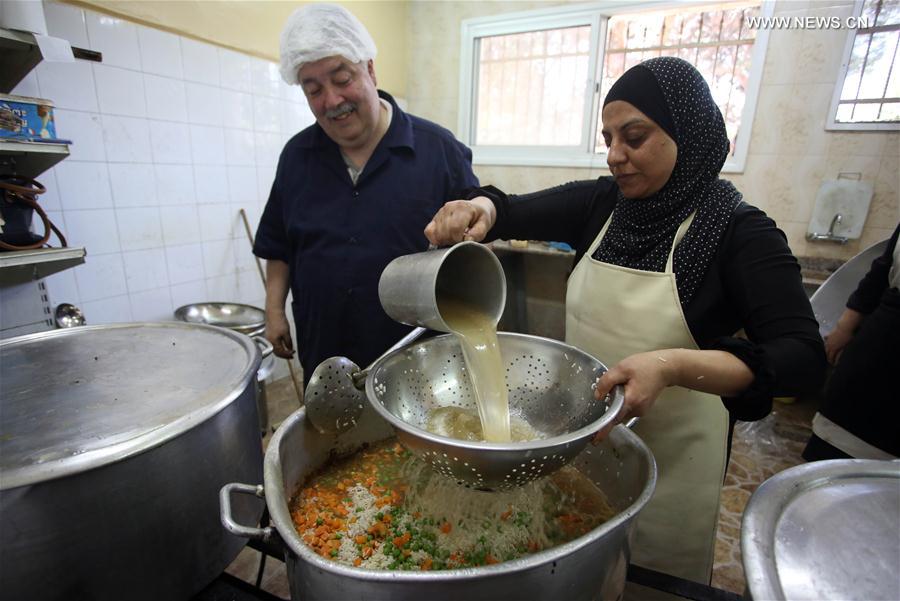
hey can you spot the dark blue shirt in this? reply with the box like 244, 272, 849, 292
254, 91, 479, 380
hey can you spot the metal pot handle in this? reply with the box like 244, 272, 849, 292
251, 335, 274, 360
220, 483, 274, 542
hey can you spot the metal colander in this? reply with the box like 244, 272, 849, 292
365, 332, 624, 490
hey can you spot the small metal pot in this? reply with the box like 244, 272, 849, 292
221, 404, 656, 601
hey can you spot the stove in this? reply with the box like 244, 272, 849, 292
193, 540, 743, 601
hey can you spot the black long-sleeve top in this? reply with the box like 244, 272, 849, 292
474, 178, 827, 421
847, 223, 900, 314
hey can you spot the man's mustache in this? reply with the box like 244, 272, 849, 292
325, 102, 356, 119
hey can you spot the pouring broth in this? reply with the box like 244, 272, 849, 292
434, 297, 512, 442
289, 439, 616, 571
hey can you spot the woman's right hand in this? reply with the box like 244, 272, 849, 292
266, 312, 295, 359
825, 308, 863, 364
424, 196, 496, 247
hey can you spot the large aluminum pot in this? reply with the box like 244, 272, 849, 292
221, 401, 656, 601
0, 323, 265, 601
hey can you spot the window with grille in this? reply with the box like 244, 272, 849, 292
459, 1, 774, 171
828, 0, 900, 130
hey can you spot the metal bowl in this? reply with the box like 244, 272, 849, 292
365, 332, 624, 490
174, 302, 265, 336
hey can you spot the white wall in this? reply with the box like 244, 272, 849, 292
14, 1, 314, 329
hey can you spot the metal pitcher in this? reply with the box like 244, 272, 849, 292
377, 241, 507, 332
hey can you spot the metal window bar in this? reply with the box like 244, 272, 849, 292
602, 5, 757, 152
877, 27, 900, 119
476, 27, 590, 146
839, 0, 900, 122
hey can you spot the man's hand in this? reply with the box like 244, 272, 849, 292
424, 196, 496, 247
266, 312, 295, 359
263, 259, 294, 359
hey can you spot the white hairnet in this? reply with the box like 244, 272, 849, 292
279, 3, 378, 85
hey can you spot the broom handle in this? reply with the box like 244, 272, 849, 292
239, 209, 303, 406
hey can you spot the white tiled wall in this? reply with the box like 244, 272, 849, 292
15, 2, 315, 328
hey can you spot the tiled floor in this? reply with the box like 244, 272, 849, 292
226, 376, 820, 599
712, 397, 818, 593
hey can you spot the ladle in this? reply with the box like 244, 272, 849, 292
54, 303, 86, 328
305, 326, 426, 434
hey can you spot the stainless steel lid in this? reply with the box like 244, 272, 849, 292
174, 302, 265, 336
742, 459, 900, 601
0, 323, 260, 490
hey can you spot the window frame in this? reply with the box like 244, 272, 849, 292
826, 0, 900, 131
457, 0, 775, 173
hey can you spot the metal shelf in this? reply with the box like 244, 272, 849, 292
0, 139, 70, 178
0, 247, 85, 286
0, 27, 101, 93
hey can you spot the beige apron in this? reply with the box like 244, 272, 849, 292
566, 213, 728, 584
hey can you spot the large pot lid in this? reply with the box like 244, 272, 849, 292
0, 322, 260, 490
741, 459, 900, 601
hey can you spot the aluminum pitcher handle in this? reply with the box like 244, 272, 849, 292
220, 482, 274, 542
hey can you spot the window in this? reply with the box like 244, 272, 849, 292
458, 1, 774, 171
828, 0, 900, 130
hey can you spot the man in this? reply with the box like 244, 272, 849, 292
254, 3, 479, 385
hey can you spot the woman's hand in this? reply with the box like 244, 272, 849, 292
266, 312, 295, 359
591, 351, 677, 443
424, 196, 496, 247
825, 308, 863, 365
589, 348, 754, 443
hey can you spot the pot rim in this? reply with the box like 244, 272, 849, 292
0, 322, 260, 490
263, 407, 657, 581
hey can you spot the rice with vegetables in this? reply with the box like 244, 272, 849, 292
289, 439, 616, 571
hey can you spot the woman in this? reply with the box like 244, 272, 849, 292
424, 57, 826, 585
803, 222, 900, 461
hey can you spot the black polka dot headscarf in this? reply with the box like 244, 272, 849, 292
593, 56, 743, 308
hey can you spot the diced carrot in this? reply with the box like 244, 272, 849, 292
486, 555, 499, 565
439, 522, 452, 534
353, 558, 362, 567
355, 535, 368, 545
421, 558, 433, 571
500, 507, 513, 521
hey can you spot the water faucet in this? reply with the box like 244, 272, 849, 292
828, 213, 842, 236
807, 212, 849, 244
